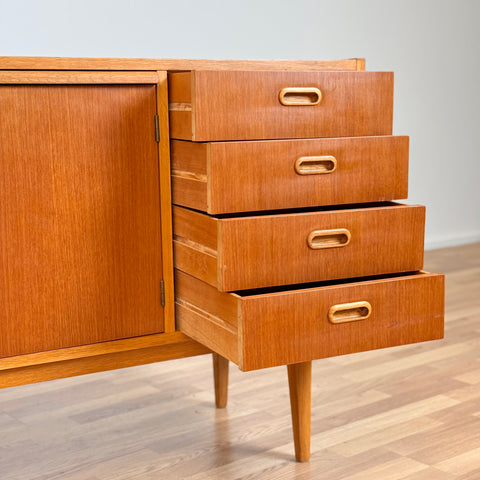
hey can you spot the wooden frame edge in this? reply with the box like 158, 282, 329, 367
0, 57, 364, 72
0, 70, 160, 84
0, 332, 210, 388
156, 70, 176, 333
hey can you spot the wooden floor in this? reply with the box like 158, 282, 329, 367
1, 242, 479, 480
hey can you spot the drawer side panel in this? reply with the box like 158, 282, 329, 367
175, 270, 240, 364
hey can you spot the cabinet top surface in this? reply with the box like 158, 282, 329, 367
0, 56, 364, 72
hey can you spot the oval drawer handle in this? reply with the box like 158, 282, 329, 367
295, 155, 337, 175
307, 229, 351, 249
328, 301, 372, 324
279, 87, 322, 106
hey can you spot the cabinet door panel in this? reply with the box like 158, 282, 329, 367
0, 85, 164, 357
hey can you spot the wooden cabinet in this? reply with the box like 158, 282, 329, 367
0, 57, 444, 464
169, 63, 445, 461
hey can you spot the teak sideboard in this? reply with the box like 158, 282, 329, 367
0, 56, 444, 462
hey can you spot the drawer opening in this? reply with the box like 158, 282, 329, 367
183, 201, 402, 219
233, 271, 421, 297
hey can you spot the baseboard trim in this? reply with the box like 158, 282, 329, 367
425, 231, 480, 251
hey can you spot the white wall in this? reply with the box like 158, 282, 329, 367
1, 0, 479, 250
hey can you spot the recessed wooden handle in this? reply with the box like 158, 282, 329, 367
279, 87, 322, 106
328, 301, 372, 324
307, 229, 351, 249
295, 156, 337, 175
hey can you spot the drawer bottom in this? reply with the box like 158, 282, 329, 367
176, 271, 444, 371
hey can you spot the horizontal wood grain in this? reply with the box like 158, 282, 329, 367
175, 270, 445, 371
0, 332, 190, 370
0, 334, 210, 388
0, 56, 364, 72
169, 71, 393, 141
171, 136, 409, 214
173, 203, 425, 291
0, 71, 161, 84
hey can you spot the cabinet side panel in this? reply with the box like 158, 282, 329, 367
0, 85, 164, 357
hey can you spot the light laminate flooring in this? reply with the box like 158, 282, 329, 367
0, 242, 479, 479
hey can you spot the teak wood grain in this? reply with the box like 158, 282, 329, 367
176, 270, 445, 371
173, 203, 425, 291
0, 332, 209, 388
0, 71, 160, 84
156, 70, 176, 332
212, 353, 229, 408
171, 136, 409, 214
168, 71, 394, 141
0, 84, 164, 358
0, 56, 365, 72
288, 361, 312, 462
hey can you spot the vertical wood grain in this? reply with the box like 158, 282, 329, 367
0, 85, 164, 357
170, 136, 409, 214
240, 273, 444, 370
212, 353, 229, 408
288, 361, 312, 462
174, 271, 445, 371
173, 204, 425, 291
156, 71, 176, 333
169, 71, 394, 141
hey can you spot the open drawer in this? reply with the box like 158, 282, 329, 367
173, 202, 425, 291
176, 270, 445, 371
168, 70, 394, 141
171, 135, 409, 214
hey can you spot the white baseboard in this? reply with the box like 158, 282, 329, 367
425, 231, 480, 251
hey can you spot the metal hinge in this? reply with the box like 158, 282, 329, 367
160, 279, 165, 307
154, 114, 160, 142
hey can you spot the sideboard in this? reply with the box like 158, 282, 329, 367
0, 56, 444, 462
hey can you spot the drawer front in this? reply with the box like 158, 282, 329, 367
176, 270, 445, 371
173, 203, 425, 291
169, 71, 394, 141
171, 136, 409, 214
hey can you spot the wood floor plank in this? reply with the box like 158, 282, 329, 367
0, 242, 479, 478
435, 447, 480, 476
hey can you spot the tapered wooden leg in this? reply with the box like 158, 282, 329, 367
212, 353, 229, 408
287, 361, 312, 462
